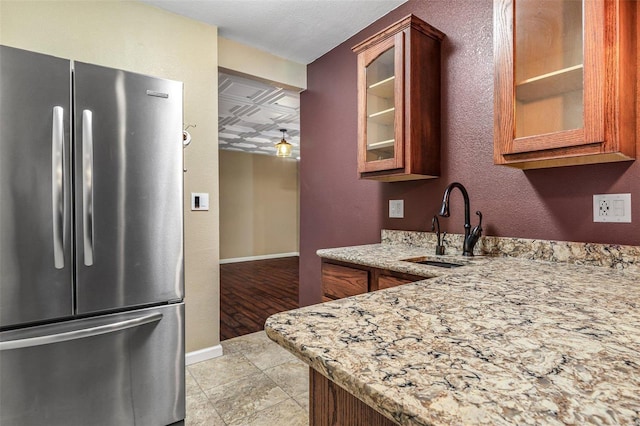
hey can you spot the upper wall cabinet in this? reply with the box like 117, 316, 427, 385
352, 15, 445, 181
494, 0, 637, 169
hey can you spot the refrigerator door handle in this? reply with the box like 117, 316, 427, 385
0, 312, 163, 351
52, 106, 65, 269
82, 109, 94, 266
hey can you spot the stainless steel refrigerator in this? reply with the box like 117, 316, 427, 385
0, 45, 185, 426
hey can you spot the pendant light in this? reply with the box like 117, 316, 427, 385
275, 128, 292, 158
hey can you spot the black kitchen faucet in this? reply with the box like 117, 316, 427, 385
438, 182, 483, 256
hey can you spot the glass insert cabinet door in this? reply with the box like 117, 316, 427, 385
515, 0, 584, 138
357, 33, 404, 173
493, 0, 636, 169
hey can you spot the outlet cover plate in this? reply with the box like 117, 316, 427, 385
191, 192, 210, 211
389, 200, 404, 218
593, 193, 631, 223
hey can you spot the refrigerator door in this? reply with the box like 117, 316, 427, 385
0, 303, 185, 426
73, 62, 184, 314
0, 46, 73, 328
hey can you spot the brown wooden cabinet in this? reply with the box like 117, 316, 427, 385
352, 15, 445, 181
493, 0, 637, 169
321, 259, 425, 302
321, 262, 369, 302
377, 273, 416, 290
310, 368, 398, 426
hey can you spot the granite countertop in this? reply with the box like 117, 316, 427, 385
266, 233, 640, 425
316, 243, 491, 278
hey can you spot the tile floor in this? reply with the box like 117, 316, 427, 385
186, 331, 309, 426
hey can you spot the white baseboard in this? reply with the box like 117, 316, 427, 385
185, 344, 223, 365
219, 252, 299, 264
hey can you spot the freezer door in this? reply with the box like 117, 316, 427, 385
0, 303, 185, 426
73, 62, 184, 314
0, 46, 73, 328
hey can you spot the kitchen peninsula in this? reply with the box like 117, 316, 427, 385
265, 230, 640, 425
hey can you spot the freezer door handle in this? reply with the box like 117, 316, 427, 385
52, 106, 65, 269
0, 312, 163, 351
82, 109, 94, 266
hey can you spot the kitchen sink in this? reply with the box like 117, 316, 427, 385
402, 258, 464, 268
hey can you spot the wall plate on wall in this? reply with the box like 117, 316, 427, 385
191, 193, 209, 211
593, 193, 631, 223
389, 200, 404, 218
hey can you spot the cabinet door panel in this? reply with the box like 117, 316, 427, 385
494, 0, 636, 169
322, 263, 368, 300
358, 34, 404, 173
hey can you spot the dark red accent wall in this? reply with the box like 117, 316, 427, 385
299, 0, 639, 307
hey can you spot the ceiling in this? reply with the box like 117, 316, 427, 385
218, 71, 301, 158
139, 0, 407, 64
140, 0, 408, 158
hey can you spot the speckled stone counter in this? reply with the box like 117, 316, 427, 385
265, 231, 640, 425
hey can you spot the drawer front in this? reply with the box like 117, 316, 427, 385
0, 303, 185, 426
322, 263, 369, 300
377, 274, 416, 290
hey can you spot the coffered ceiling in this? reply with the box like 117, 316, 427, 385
218, 72, 300, 158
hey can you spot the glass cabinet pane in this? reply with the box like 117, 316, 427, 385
365, 47, 395, 162
515, 0, 583, 138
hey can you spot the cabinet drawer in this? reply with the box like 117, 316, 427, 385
322, 263, 369, 299
377, 274, 417, 290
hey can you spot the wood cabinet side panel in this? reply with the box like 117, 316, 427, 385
607, 0, 637, 157
406, 26, 441, 176
310, 368, 399, 426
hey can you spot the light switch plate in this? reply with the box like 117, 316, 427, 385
593, 193, 631, 223
191, 193, 209, 211
389, 200, 404, 218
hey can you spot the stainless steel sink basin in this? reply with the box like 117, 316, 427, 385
402, 258, 464, 268
414, 260, 463, 268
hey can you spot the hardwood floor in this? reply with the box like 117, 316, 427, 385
220, 256, 299, 341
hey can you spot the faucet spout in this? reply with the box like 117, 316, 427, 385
438, 182, 481, 256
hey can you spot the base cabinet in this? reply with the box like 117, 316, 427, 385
309, 368, 398, 426
321, 263, 369, 302
321, 259, 425, 302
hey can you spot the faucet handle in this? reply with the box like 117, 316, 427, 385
471, 211, 483, 238
475, 211, 483, 228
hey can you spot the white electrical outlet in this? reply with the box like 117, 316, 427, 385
389, 200, 404, 218
593, 193, 631, 223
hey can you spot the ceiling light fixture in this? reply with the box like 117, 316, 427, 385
275, 128, 292, 158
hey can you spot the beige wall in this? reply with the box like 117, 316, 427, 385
218, 36, 307, 90
220, 151, 299, 260
1, 0, 220, 353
